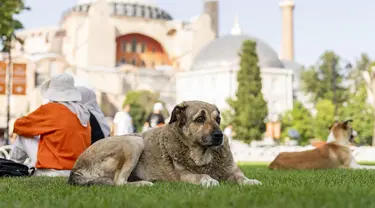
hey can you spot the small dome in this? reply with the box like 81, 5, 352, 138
192, 35, 284, 71
281, 59, 302, 76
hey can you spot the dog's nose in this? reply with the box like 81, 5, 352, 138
212, 131, 223, 140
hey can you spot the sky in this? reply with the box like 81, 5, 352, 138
16, 0, 375, 67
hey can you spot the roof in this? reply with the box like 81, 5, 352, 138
191, 34, 285, 71
70, 0, 172, 21
77, 0, 155, 7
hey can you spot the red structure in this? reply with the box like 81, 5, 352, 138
116, 33, 171, 68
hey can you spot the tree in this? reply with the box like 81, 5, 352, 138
314, 99, 335, 140
220, 107, 234, 130
339, 84, 374, 145
227, 40, 268, 142
0, 0, 30, 52
350, 53, 371, 89
123, 90, 169, 132
280, 101, 314, 145
301, 51, 350, 107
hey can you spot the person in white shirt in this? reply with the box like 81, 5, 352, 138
224, 124, 233, 147
113, 104, 134, 136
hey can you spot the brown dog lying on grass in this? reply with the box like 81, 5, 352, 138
68, 101, 262, 187
269, 120, 375, 170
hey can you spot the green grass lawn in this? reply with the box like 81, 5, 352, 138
2, 163, 375, 208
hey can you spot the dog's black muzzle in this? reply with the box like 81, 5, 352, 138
211, 130, 224, 146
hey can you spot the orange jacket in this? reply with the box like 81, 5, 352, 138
13, 102, 91, 170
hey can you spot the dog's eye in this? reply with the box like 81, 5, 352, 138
216, 117, 221, 124
195, 116, 205, 123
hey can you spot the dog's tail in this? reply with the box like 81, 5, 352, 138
68, 171, 114, 186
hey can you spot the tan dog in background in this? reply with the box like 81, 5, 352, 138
68, 101, 262, 187
269, 120, 375, 170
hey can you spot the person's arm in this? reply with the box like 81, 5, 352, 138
13, 104, 56, 137
112, 113, 119, 135
129, 118, 134, 133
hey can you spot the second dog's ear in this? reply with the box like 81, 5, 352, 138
343, 119, 353, 129
328, 120, 338, 130
343, 119, 353, 125
169, 102, 187, 127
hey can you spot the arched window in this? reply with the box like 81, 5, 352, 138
140, 6, 145, 17
141, 42, 146, 53
131, 38, 137, 52
122, 41, 126, 52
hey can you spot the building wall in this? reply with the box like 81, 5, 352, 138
61, 13, 88, 66
116, 33, 171, 68
86, 0, 116, 68
176, 67, 293, 119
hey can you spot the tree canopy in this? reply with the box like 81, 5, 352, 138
227, 40, 268, 142
0, 0, 29, 52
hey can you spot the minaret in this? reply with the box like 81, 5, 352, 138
204, 0, 219, 38
279, 0, 295, 61
231, 13, 241, 36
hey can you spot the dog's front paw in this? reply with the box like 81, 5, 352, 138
239, 178, 262, 186
199, 175, 219, 187
130, 181, 154, 187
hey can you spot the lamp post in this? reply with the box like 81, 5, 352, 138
5, 49, 12, 145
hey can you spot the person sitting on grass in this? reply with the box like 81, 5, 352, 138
9, 73, 91, 177
76, 86, 110, 144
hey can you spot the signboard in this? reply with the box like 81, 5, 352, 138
0, 62, 6, 95
12, 63, 27, 95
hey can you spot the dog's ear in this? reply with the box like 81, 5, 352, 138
343, 119, 353, 129
169, 102, 188, 126
328, 120, 338, 130
343, 119, 353, 125
214, 106, 220, 115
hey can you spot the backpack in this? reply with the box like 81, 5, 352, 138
0, 158, 35, 177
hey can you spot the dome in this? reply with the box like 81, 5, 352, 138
70, 0, 172, 21
77, 0, 155, 7
281, 59, 302, 76
192, 35, 284, 71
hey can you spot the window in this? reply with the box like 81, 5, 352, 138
148, 7, 154, 18
132, 5, 137, 16
141, 60, 146, 67
137, 43, 142, 53
35, 71, 48, 87
126, 43, 132, 52
122, 40, 126, 52
121, 58, 126, 64
131, 38, 137, 52
141, 6, 145, 17
141, 42, 146, 53
132, 59, 136, 66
